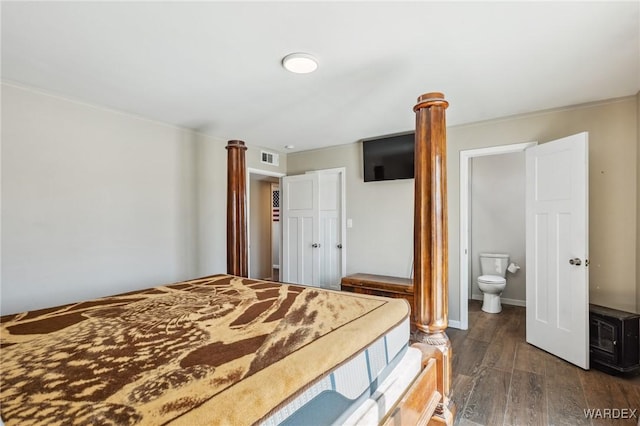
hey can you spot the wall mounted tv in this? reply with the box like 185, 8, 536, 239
362, 132, 415, 182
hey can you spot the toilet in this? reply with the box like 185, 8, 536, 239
477, 253, 509, 313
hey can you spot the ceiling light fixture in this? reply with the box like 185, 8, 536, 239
282, 53, 318, 74
284, 145, 295, 150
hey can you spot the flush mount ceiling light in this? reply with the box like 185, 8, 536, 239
282, 53, 318, 74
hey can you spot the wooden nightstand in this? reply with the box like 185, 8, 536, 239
341, 273, 414, 309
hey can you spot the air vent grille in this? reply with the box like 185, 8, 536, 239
261, 151, 279, 166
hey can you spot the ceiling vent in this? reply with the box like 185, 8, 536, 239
261, 150, 279, 166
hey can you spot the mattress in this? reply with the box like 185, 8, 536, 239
0, 274, 410, 425
262, 315, 416, 425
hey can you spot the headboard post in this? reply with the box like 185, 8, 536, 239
412, 92, 453, 419
226, 140, 248, 277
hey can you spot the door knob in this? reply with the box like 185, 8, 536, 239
312, 243, 321, 248
337, 243, 342, 249
569, 258, 582, 266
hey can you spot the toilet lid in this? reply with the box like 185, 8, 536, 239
478, 275, 506, 284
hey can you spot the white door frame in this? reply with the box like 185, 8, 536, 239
247, 167, 286, 279
458, 142, 537, 330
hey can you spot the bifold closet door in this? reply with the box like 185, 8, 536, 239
281, 173, 319, 286
281, 168, 346, 289
317, 171, 343, 290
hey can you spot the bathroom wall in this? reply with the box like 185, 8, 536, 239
470, 152, 526, 304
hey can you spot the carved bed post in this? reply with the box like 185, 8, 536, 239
226, 140, 248, 277
413, 93, 454, 423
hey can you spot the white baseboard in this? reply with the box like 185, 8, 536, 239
471, 294, 526, 307
501, 297, 526, 307
448, 319, 462, 329
450, 296, 526, 332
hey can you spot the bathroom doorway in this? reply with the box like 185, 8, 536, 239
459, 142, 536, 330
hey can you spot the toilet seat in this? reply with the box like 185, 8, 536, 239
478, 275, 506, 285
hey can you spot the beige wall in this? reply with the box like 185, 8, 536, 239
1, 82, 286, 314
196, 136, 286, 278
289, 96, 639, 323
288, 144, 414, 278
4, 81, 637, 321
247, 145, 287, 174
637, 91, 640, 313
2, 83, 200, 314
449, 97, 638, 320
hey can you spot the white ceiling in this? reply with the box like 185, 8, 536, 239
2, 1, 639, 153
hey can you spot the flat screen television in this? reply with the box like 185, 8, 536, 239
362, 132, 415, 182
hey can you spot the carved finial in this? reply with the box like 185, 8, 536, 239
226, 140, 247, 150
414, 92, 449, 112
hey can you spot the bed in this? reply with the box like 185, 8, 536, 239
0, 93, 453, 425
1, 275, 416, 425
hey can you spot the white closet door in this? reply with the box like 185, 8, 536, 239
318, 171, 343, 290
281, 173, 319, 286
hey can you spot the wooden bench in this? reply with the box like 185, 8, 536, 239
341, 273, 414, 309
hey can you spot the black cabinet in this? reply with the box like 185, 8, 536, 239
589, 304, 640, 374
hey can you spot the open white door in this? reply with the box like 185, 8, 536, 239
526, 132, 589, 369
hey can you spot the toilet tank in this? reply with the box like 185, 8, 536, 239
479, 253, 510, 277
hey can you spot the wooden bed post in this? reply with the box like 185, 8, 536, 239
412, 93, 454, 424
226, 140, 248, 277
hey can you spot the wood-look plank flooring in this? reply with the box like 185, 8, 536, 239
448, 300, 640, 425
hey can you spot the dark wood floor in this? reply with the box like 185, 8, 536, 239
447, 300, 640, 426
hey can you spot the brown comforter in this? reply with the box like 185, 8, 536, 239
0, 274, 409, 425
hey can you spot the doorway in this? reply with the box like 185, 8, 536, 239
459, 142, 536, 330
459, 134, 589, 369
248, 168, 285, 281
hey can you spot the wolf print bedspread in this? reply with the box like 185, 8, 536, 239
0, 274, 409, 425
